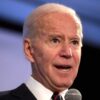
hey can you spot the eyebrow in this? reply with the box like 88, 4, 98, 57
48, 32, 83, 41
72, 34, 83, 39
50, 34, 62, 37
48, 33, 63, 38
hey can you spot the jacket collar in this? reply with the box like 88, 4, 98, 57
11, 84, 37, 100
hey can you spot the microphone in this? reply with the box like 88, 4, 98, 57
65, 88, 82, 100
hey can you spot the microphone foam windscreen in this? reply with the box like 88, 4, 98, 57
65, 88, 82, 100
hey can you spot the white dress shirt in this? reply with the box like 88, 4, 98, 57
25, 76, 68, 100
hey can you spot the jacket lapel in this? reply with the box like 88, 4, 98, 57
11, 84, 37, 100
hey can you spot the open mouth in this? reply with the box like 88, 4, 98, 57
54, 65, 72, 70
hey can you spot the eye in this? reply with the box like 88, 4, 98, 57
51, 37, 60, 44
71, 39, 82, 48
72, 40, 79, 45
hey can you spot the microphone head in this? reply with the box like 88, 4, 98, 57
65, 88, 82, 100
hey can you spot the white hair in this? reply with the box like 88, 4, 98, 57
23, 3, 83, 39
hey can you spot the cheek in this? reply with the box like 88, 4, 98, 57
73, 50, 82, 65
41, 46, 59, 61
33, 42, 60, 73
36, 48, 57, 77
33, 47, 54, 66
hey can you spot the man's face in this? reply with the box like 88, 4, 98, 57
30, 13, 82, 92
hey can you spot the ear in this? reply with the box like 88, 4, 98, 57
23, 38, 35, 63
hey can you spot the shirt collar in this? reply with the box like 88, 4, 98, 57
25, 76, 68, 100
60, 89, 68, 100
25, 76, 53, 100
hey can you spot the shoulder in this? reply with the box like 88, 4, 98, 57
0, 84, 26, 100
0, 84, 37, 100
0, 91, 13, 100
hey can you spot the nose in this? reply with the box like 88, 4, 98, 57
60, 45, 72, 59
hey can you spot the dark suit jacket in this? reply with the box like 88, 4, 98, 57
0, 84, 37, 100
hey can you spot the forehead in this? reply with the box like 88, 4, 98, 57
34, 12, 82, 38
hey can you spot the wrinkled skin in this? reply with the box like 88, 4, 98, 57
24, 12, 82, 92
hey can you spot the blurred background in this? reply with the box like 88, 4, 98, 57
0, 0, 100, 99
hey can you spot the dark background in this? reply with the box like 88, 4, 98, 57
0, 0, 100, 100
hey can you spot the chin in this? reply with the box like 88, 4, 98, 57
53, 85, 69, 92
53, 82, 72, 92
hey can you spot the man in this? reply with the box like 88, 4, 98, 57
0, 3, 83, 100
